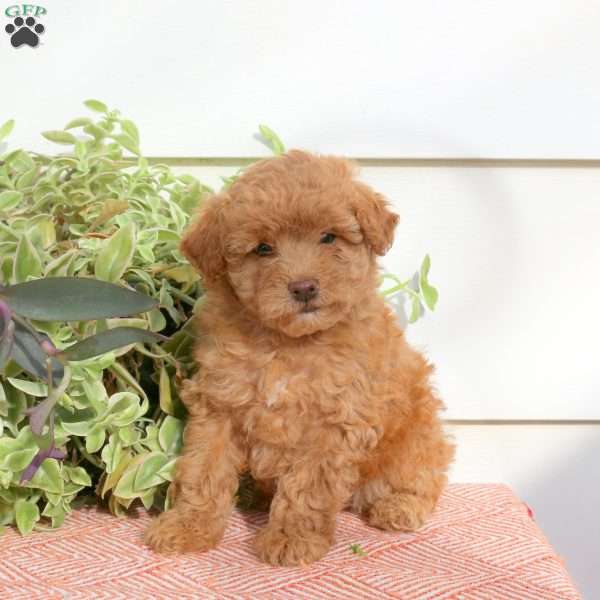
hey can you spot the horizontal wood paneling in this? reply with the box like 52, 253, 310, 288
3, 0, 600, 158
178, 162, 600, 420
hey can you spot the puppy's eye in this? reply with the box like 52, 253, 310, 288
320, 232, 336, 244
255, 242, 274, 256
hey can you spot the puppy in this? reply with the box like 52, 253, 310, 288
144, 150, 454, 566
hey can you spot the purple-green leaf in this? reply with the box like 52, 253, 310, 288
0, 299, 11, 335
20, 446, 66, 484
61, 327, 165, 362
1, 277, 157, 321
0, 320, 14, 371
10, 319, 64, 381
0, 300, 13, 370
25, 365, 71, 436
26, 396, 57, 436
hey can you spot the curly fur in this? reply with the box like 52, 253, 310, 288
144, 150, 454, 566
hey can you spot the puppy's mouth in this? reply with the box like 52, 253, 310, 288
300, 304, 319, 314
271, 301, 348, 337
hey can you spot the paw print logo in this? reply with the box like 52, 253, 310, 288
5, 16, 45, 48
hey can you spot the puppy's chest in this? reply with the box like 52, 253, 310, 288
241, 349, 375, 445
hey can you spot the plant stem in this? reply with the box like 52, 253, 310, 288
169, 287, 197, 307
381, 282, 421, 299
109, 362, 148, 402
72, 436, 102, 469
134, 343, 178, 366
46, 357, 54, 389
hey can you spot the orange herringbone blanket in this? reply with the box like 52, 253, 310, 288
0, 484, 580, 599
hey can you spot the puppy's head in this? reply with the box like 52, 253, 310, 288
181, 150, 398, 337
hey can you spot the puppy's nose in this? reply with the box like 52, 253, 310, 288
288, 279, 319, 302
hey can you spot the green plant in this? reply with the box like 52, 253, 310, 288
0, 101, 437, 536
349, 543, 367, 556
1, 279, 163, 459
0, 102, 204, 533
380, 253, 439, 323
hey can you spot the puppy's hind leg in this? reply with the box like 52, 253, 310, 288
354, 393, 454, 532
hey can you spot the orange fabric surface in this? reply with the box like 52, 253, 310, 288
0, 484, 580, 599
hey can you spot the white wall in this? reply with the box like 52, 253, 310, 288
3, 1, 600, 157
186, 163, 600, 420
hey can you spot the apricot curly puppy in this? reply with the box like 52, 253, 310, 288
144, 150, 454, 566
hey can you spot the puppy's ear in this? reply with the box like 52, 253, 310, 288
180, 195, 227, 281
353, 185, 399, 256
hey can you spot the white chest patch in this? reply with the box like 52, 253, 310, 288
266, 377, 289, 407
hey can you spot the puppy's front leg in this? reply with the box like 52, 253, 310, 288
144, 407, 244, 554
255, 455, 359, 566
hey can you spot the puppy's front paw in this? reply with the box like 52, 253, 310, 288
255, 525, 331, 566
144, 509, 223, 555
367, 492, 431, 532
